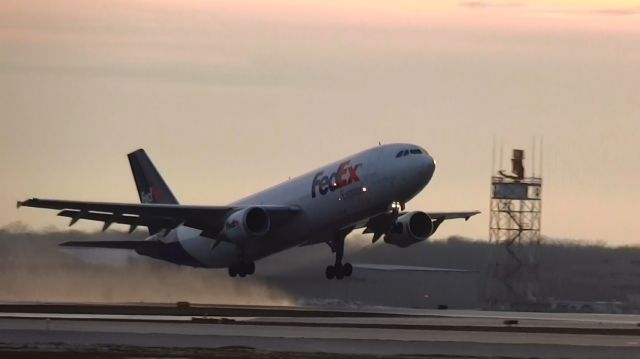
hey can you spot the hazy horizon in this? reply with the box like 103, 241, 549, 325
1, 1, 639, 244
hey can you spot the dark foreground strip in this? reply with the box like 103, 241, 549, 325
2, 315, 639, 336
0, 304, 410, 318
0, 345, 451, 359
191, 317, 640, 336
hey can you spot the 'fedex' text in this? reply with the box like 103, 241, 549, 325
311, 161, 362, 198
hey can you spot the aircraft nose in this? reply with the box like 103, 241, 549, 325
422, 153, 436, 180
429, 154, 436, 171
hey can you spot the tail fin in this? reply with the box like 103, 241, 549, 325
127, 149, 179, 205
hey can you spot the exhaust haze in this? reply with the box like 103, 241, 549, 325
0, 223, 294, 305
3, 222, 640, 310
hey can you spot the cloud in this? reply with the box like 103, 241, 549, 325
0, 60, 301, 88
458, 1, 523, 9
591, 7, 640, 16
459, 2, 640, 18
536, 7, 640, 19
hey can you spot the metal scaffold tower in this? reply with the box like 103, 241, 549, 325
486, 147, 543, 309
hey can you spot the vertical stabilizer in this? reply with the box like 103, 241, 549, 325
127, 149, 179, 205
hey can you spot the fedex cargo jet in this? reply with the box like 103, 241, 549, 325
18, 144, 479, 280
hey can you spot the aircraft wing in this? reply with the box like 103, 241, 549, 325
362, 210, 480, 243
17, 198, 299, 236
426, 211, 481, 221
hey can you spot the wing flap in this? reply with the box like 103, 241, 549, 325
58, 210, 143, 226
361, 212, 395, 243
57, 210, 177, 232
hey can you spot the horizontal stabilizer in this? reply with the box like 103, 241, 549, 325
60, 240, 159, 250
353, 263, 474, 273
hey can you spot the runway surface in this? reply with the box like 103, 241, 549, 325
1, 303, 639, 358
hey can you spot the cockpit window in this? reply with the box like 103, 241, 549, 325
397, 148, 426, 158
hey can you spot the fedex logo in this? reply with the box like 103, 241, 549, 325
140, 187, 163, 203
311, 160, 362, 198
141, 190, 153, 203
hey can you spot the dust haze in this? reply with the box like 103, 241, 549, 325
0, 222, 294, 305
2, 222, 640, 310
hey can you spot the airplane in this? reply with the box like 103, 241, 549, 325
17, 143, 479, 280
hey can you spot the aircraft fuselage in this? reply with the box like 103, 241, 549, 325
161, 143, 436, 268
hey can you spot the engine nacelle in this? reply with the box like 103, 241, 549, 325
384, 211, 434, 248
222, 207, 270, 242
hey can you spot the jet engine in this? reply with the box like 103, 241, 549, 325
384, 211, 434, 248
222, 207, 270, 242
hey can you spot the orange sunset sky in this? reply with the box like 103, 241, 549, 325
1, 1, 639, 244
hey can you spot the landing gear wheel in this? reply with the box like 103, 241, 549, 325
343, 262, 353, 277
325, 265, 335, 280
325, 263, 353, 280
228, 261, 256, 278
228, 265, 238, 277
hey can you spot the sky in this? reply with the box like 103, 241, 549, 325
1, 1, 639, 244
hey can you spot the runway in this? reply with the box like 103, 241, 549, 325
1, 304, 639, 358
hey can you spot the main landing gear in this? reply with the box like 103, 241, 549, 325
326, 262, 352, 280
228, 261, 255, 278
325, 230, 353, 280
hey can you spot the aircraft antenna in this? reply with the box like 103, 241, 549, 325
491, 136, 496, 176
532, 137, 536, 177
